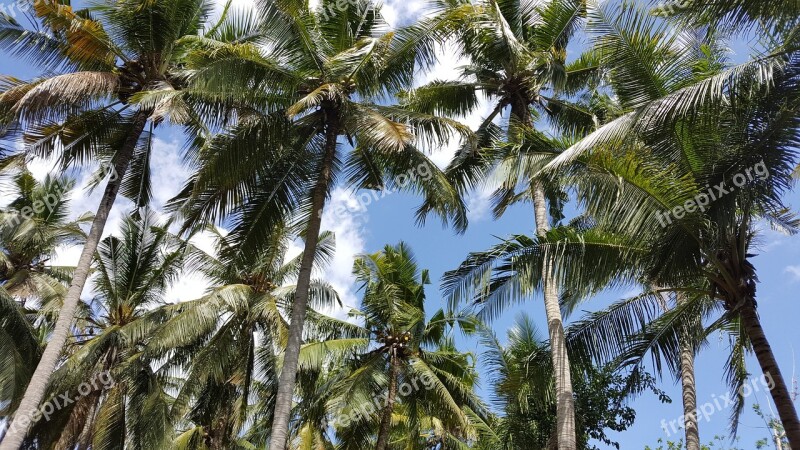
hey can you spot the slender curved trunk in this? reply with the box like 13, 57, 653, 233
375, 355, 399, 450
740, 299, 800, 447
677, 296, 700, 450
269, 116, 338, 450
534, 185, 577, 450
0, 112, 148, 450
676, 359, 702, 449
511, 100, 576, 450
655, 290, 700, 449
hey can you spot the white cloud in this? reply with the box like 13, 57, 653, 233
50, 243, 83, 268
162, 227, 226, 303
465, 183, 494, 222
785, 266, 800, 282
13, 136, 197, 303
211, 0, 255, 15
59, 137, 189, 238
2, 2, 503, 320
26, 154, 59, 180
66, 161, 133, 239
12, 139, 370, 315
190, 226, 225, 255
150, 137, 191, 209
410, 40, 499, 181
315, 187, 368, 318
0, 187, 14, 207
621, 287, 643, 298
382, 0, 429, 26
415, 40, 465, 88
165, 272, 212, 303
411, 41, 470, 168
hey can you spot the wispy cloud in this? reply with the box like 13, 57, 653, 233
465, 184, 494, 222
317, 188, 368, 318
785, 265, 800, 282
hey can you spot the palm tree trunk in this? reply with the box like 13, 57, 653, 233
739, 299, 800, 447
533, 185, 577, 450
375, 355, 399, 450
375, 356, 399, 450
0, 112, 148, 450
269, 117, 338, 450
655, 291, 700, 450
510, 99, 576, 450
678, 312, 700, 450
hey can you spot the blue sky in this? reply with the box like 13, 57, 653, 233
1, 0, 799, 448
360, 186, 800, 449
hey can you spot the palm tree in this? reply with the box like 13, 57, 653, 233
454, 3, 796, 447
546, 0, 799, 173
556, 155, 800, 445
284, 365, 337, 450
173, 1, 470, 446
148, 226, 340, 450
567, 285, 712, 450
0, 170, 89, 423
543, 7, 735, 448
0, 0, 232, 444
295, 243, 484, 449
490, 4, 800, 444
21, 210, 190, 449
403, 1, 603, 445
465, 313, 662, 450
0, 171, 89, 301
652, 0, 800, 37
541, 2, 800, 445
565, 141, 800, 445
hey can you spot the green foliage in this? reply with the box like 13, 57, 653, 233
23, 211, 191, 449
475, 314, 667, 450
0, 168, 89, 413
0, 0, 231, 208
645, 435, 745, 450
173, 0, 471, 255
300, 242, 485, 449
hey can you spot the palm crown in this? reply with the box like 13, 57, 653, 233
301, 242, 484, 450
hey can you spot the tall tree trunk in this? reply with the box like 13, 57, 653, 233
269, 116, 338, 450
655, 290, 700, 449
533, 185, 577, 450
739, 299, 800, 447
375, 355, 399, 450
510, 100, 577, 450
677, 295, 700, 450
0, 112, 148, 450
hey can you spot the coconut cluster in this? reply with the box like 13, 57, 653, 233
376, 330, 412, 349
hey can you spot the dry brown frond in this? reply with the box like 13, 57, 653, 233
0, 77, 37, 111
33, 0, 117, 67
14, 72, 120, 114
